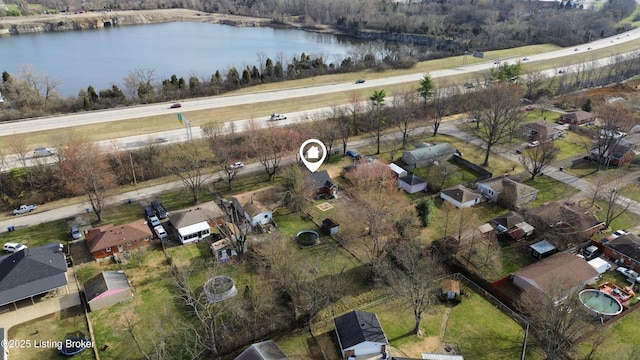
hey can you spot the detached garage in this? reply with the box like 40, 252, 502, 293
84, 271, 133, 312
398, 173, 427, 194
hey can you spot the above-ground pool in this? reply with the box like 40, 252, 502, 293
296, 230, 320, 246
579, 289, 623, 316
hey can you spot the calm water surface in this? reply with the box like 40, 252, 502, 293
0, 22, 357, 97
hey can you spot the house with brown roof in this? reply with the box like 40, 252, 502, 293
589, 143, 636, 167
440, 185, 482, 208
559, 110, 597, 125
521, 121, 565, 141
511, 252, 598, 297
232, 187, 278, 227
477, 176, 538, 208
491, 211, 534, 240
528, 201, 605, 241
602, 234, 640, 273
85, 220, 153, 261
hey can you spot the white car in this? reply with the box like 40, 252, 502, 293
229, 162, 245, 170
270, 113, 287, 121
4, 242, 27, 253
522, 57, 529, 61
613, 229, 629, 237
154, 225, 167, 240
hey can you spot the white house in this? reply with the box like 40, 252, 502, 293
334, 310, 389, 359
168, 203, 224, 244
398, 173, 427, 194
440, 185, 482, 208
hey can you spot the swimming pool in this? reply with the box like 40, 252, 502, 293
579, 289, 623, 316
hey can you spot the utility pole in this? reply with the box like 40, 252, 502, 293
129, 152, 137, 185
177, 113, 193, 141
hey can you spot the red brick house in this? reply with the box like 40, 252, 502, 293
602, 234, 640, 272
86, 220, 153, 261
589, 144, 636, 167
521, 121, 565, 141
559, 110, 597, 125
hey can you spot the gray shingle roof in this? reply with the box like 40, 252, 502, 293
307, 170, 334, 190
84, 271, 131, 302
334, 310, 388, 350
0, 243, 67, 306
399, 173, 426, 185
235, 340, 289, 360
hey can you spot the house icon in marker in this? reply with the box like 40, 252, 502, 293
307, 145, 320, 159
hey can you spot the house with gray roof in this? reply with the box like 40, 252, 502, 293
307, 169, 337, 198
84, 271, 133, 312
235, 340, 289, 360
440, 185, 482, 208
398, 173, 427, 194
334, 310, 389, 359
402, 143, 455, 169
0, 243, 68, 307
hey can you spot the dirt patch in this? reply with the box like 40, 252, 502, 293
397, 336, 440, 358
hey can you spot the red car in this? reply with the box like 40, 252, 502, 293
170, 103, 182, 109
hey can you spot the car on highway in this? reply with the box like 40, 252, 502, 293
587, 47, 593, 50
154, 136, 169, 143
574, 48, 579, 51
170, 103, 182, 109
70, 225, 82, 240
558, 69, 565, 74
522, 57, 529, 61
148, 215, 161, 227
4, 242, 27, 253
355, 79, 365, 84
229, 162, 245, 170
270, 113, 287, 121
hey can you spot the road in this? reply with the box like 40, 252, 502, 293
2, 25, 640, 138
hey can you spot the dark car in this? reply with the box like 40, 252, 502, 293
346, 150, 359, 158
151, 200, 168, 219
143, 206, 154, 219
355, 79, 365, 84
170, 103, 182, 109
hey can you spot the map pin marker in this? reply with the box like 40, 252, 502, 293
299, 139, 327, 173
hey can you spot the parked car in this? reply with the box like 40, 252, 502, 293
527, 141, 540, 148
170, 103, 182, 109
143, 206, 154, 219
151, 200, 168, 219
4, 242, 27, 253
613, 229, 629, 237
515, 149, 523, 154
583, 245, 600, 260
617, 267, 640, 283
229, 162, 245, 170
355, 79, 365, 84
346, 150, 359, 158
70, 226, 82, 240
154, 225, 168, 240
148, 215, 161, 227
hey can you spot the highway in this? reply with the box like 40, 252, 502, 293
2, 26, 640, 140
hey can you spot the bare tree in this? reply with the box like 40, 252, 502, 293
163, 142, 213, 203
518, 277, 593, 360
592, 103, 639, 170
333, 105, 351, 155
247, 120, 290, 181
377, 240, 443, 335
600, 181, 632, 228
7, 133, 29, 167
58, 137, 117, 222
391, 89, 419, 148
431, 82, 457, 137
281, 164, 308, 213
314, 117, 339, 160
473, 83, 525, 166
519, 141, 560, 180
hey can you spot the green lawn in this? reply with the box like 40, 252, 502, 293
620, 182, 640, 202
523, 175, 580, 206
593, 200, 640, 233
0, 218, 70, 247
555, 132, 590, 161
575, 308, 640, 359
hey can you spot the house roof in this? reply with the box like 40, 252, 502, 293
232, 187, 277, 217
235, 340, 289, 360
512, 252, 598, 295
604, 234, 640, 261
560, 110, 595, 122
307, 170, 335, 190
441, 185, 481, 203
399, 173, 426, 186
529, 240, 556, 254
522, 121, 563, 136
479, 176, 537, 198
442, 279, 460, 294
531, 201, 604, 234
0, 243, 68, 306
334, 310, 388, 350
492, 211, 524, 230
169, 208, 213, 230
86, 220, 153, 253
84, 271, 131, 302
403, 143, 455, 162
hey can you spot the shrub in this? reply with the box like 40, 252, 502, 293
416, 198, 435, 227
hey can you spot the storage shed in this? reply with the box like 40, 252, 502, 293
84, 271, 133, 312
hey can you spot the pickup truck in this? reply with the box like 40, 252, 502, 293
13, 204, 37, 215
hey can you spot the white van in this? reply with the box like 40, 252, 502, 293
33, 147, 56, 157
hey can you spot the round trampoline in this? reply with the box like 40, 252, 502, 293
203, 276, 238, 304
579, 289, 623, 316
296, 230, 319, 246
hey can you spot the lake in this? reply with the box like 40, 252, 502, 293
0, 22, 358, 97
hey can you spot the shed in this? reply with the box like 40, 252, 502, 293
322, 218, 339, 236
442, 279, 460, 300
84, 271, 133, 312
402, 143, 455, 168
389, 163, 408, 178
334, 310, 388, 359
440, 185, 482, 208
529, 240, 556, 260
398, 173, 427, 194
